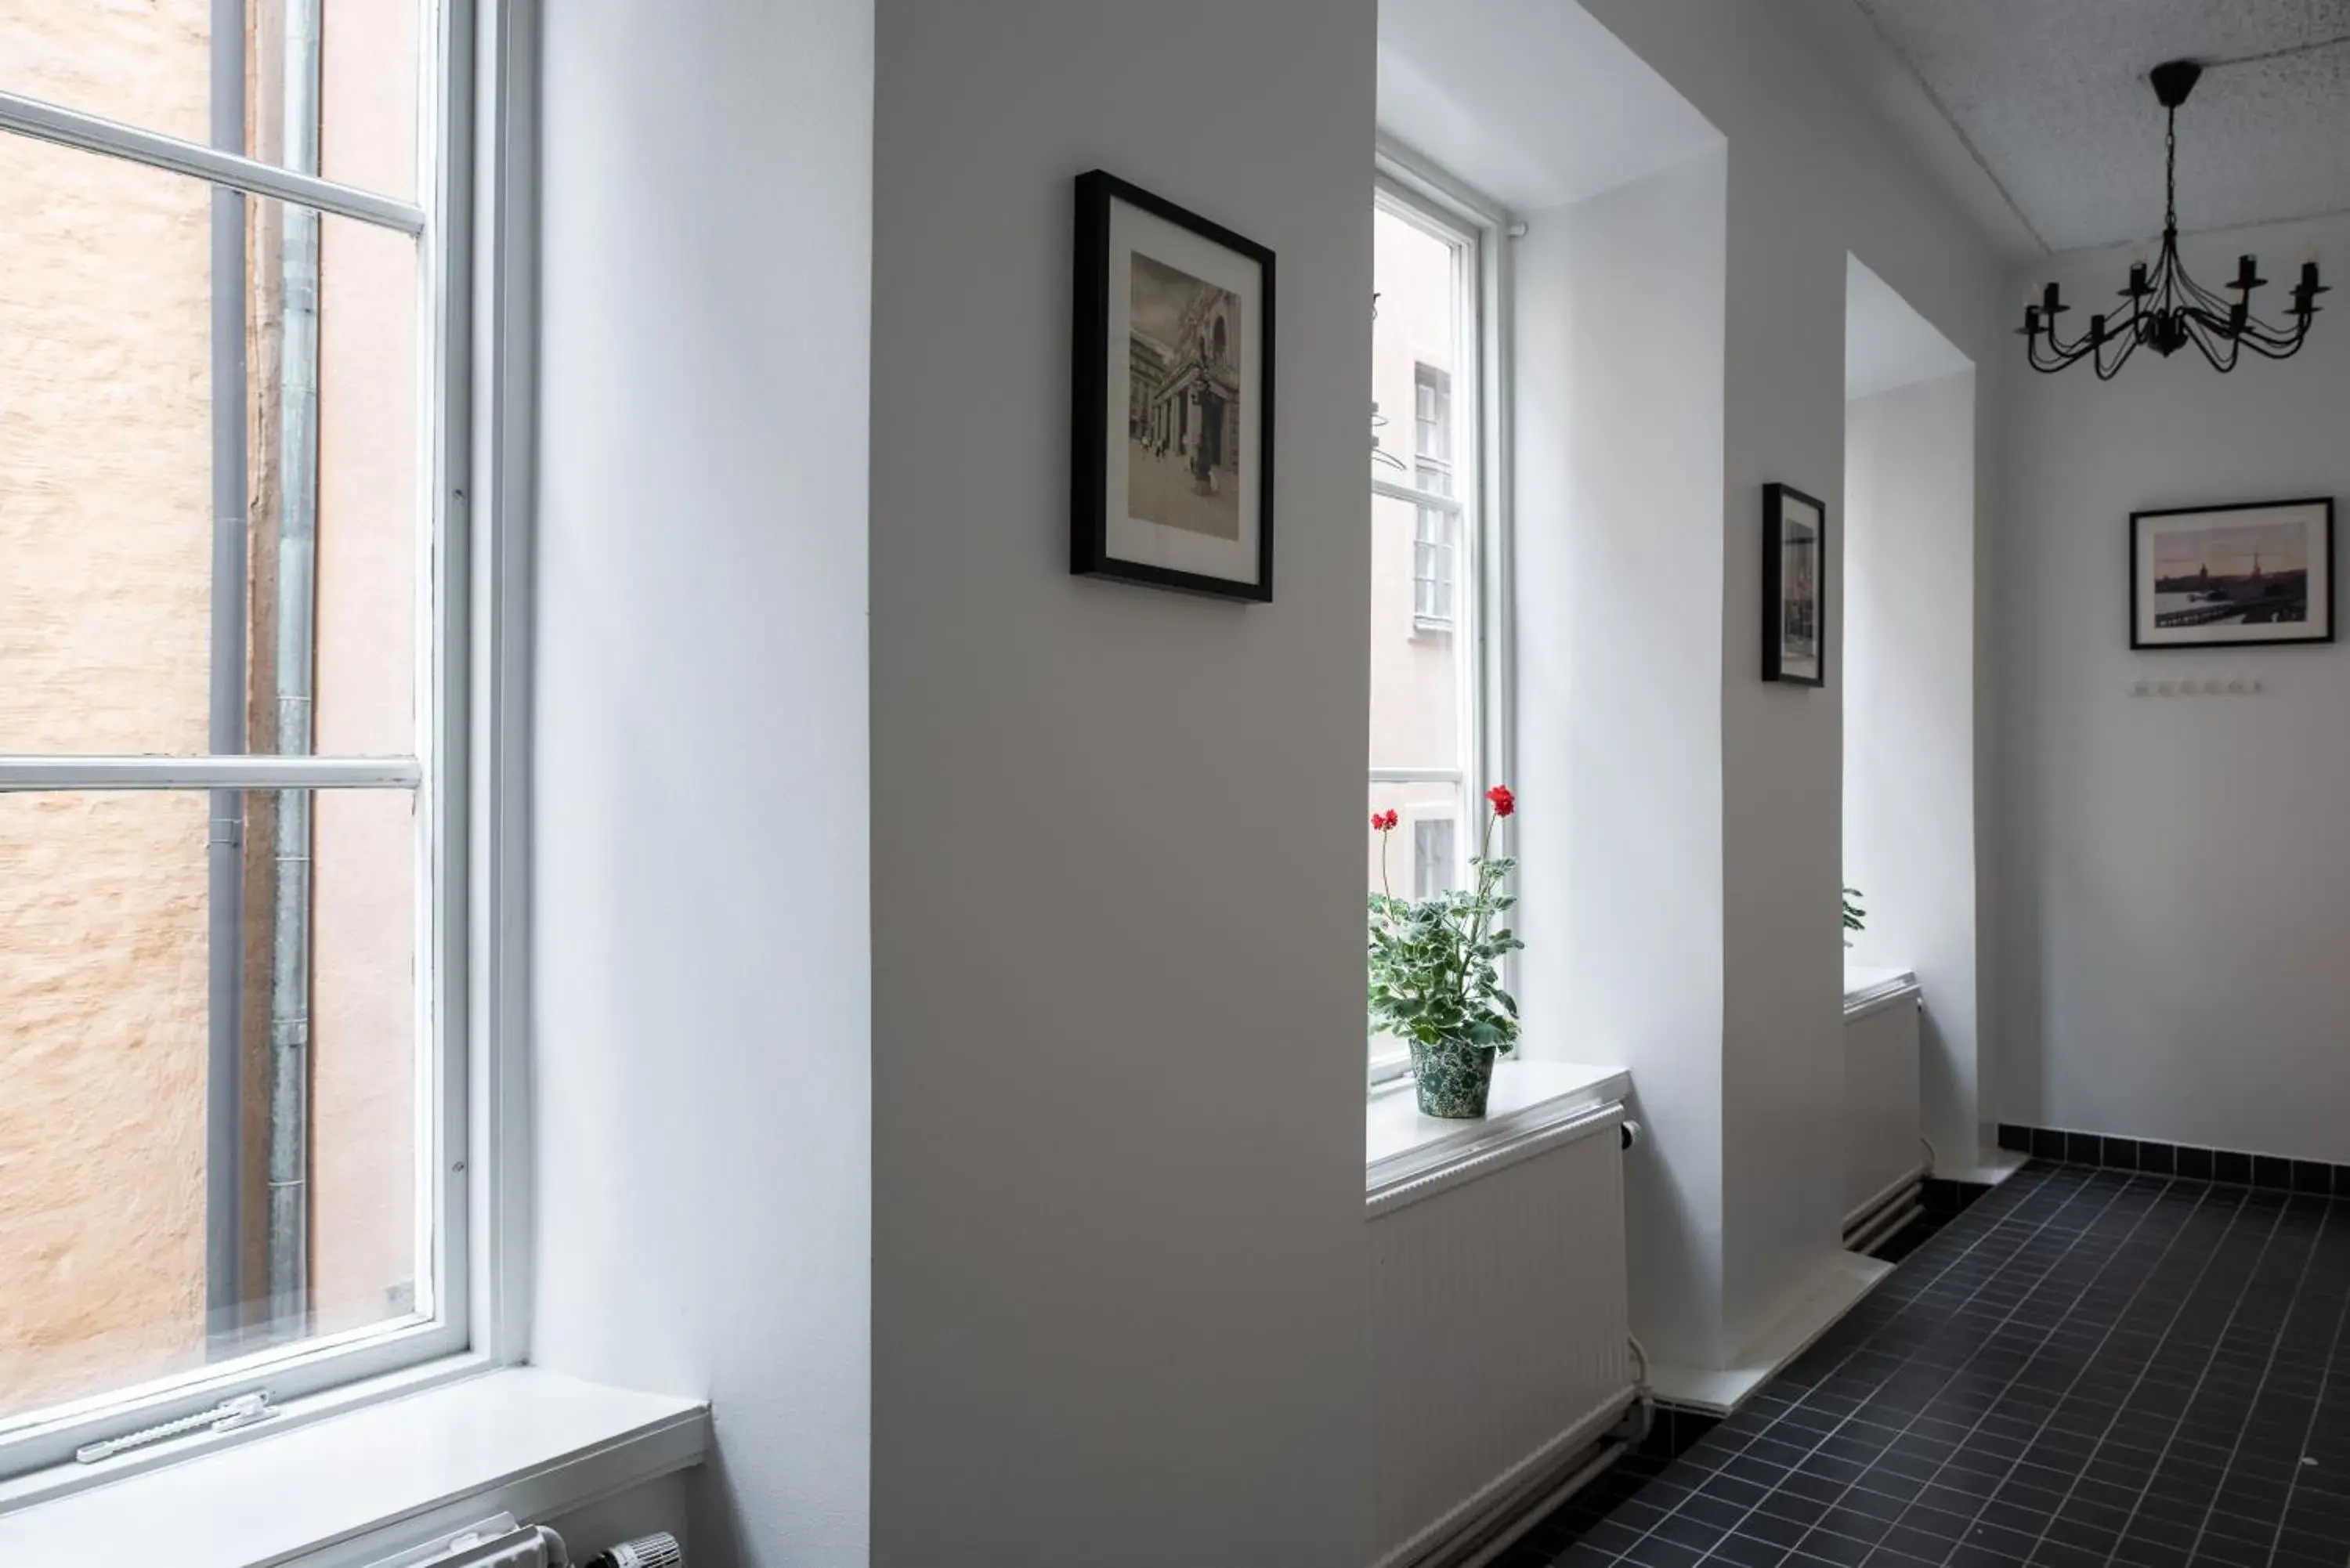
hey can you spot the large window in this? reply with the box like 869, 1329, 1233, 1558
1368, 173, 1502, 1082
0, 0, 491, 1477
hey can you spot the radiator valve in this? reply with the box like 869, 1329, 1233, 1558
583, 1534, 683, 1568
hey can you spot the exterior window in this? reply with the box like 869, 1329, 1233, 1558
1368, 176, 1499, 1083
0, 1, 489, 1476
1413, 816, 1459, 901
1413, 461, 1455, 628
1414, 366, 1451, 462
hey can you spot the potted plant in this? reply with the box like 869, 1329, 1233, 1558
1368, 786, 1524, 1118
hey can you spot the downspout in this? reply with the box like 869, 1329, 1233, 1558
266, 0, 321, 1339
204, 0, 251, 1355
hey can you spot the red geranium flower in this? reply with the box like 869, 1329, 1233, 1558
1373, 809, 1400, 832
1485, 785, 1516, 818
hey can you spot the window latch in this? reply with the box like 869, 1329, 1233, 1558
75, 1390, 275, 1464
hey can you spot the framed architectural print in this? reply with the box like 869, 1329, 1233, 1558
1762, 482, 1827, 686
2131, 497, 2335, 650
1072, 170, 1274, 602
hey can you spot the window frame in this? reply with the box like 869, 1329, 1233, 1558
0, 0, 534, 1492
1368, 151, 1516, 1089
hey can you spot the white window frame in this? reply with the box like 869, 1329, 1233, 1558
0, 0, 535, 1494
1368, 148, 1515, 1089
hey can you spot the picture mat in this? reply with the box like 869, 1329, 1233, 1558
1102, 195, 1265, 585
2134, 501, 2332, 647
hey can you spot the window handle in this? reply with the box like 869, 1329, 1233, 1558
75, 1391, 274, 1464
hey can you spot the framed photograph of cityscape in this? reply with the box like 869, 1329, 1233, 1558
1072, 170, 1274, 602
2131, 498, 2335, 650
1762, 482, 1827, 686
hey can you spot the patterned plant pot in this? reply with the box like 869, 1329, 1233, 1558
1409, 1037, 1498, 1119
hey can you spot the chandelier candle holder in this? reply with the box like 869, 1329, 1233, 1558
2021, 60, 2326, 378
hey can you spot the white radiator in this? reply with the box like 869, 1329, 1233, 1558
1367, 1100, 1635, 1568
364, 1517, 562, 1568
1842, 966, 1923, 1248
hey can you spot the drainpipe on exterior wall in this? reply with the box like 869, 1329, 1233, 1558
204, 0, 251, 1357
266, 0, 321, 1342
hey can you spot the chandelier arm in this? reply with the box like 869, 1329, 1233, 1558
2177, 267, 2242, 318
2094, 323, 2139, 381
2232, 320, 2313, 360
2182, 310, 2241, 374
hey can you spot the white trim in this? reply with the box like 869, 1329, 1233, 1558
1366, 1059, 1632, 1193
469, 0, 541, 1373
0, 1369, 706, 1567
0, 1320, 468, 1488
1368, 149, 1519, 1031
1373, 476, 1463, 513
0, 0, 519, 1486
1368, 765, 1465, 786
0, 756, 423, 790
0, 89, 427, 234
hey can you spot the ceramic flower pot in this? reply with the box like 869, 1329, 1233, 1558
1410, 1037, 1498, 1119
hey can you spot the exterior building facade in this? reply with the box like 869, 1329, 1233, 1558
1, 0, 417, 1416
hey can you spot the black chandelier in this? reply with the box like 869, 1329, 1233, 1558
2021, 60, 2326, 378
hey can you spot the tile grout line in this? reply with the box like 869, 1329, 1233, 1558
2002, 1184, 2294, 1560
2175, 1194, 2334, 1566
2245, 1199, 2350, 1567
1578, 1165, 2082, 1564
1853, 1172, 2235, 1568
1861, 1173, 2240, 1568
1666, 1168, 2154, 1567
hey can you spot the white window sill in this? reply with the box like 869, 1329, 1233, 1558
1843, 962, 1921, 1021
0, 1367, 707, 1568
1367, 1057, 1631, 1195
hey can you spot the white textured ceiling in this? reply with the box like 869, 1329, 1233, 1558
1377, 0, 1720, 213
1853, 0, 2350, 253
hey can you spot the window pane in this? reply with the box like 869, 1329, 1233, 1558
0, 132, 420, 757
1371, 493, 1462, 766
0, 787, 421, 1422
1368, 782, 1463, 903
1371, 208, 1459, 486
0, 1, 423, 201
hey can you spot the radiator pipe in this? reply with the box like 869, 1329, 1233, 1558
1459, 1399, 1652, 1568
203, 0, 250, 1356
265, 0, 322, 1339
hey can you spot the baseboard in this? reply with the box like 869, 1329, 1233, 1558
1996, 1123, 2349, 1196
1647, 1252, 1893, 1416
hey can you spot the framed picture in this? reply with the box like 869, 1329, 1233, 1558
1762, 482, 1827, 686
2131, 497, 2335, 650
1072, 170, 1274, 602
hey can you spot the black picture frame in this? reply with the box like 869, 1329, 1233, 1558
1762, 482, 1827, 687
1072, 170, 1276, 602
2129, 497, 2336, 651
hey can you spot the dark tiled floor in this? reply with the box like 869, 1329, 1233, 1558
1499, 1162, 2350, 1568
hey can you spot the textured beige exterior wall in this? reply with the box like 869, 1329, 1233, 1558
0, 2, 216, 1415
0, 0, 421, 1414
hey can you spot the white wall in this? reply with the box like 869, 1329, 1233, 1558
1845, 368, 1980, 1166
532, 2, 873, 1564
2001, 214, 2350, 1162
867, 2, 1374, 1563
1515, 148, 1730, 1371
1565, 0, 2010, 1361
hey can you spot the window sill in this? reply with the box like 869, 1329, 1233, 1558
0, 1367, 707, 1568
1367, 1057, 1631, 1195
1843, 962, 1920, 1022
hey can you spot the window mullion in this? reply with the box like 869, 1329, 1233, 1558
0, 89, 425, 234
0, 757, 424, 792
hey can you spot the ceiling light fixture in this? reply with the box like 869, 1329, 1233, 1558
2021, 60, 2326, 378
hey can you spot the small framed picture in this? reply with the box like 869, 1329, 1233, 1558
1072, 171, 1274, 602
1762, 482, 1827, 686
2131, 497, 2335, 650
